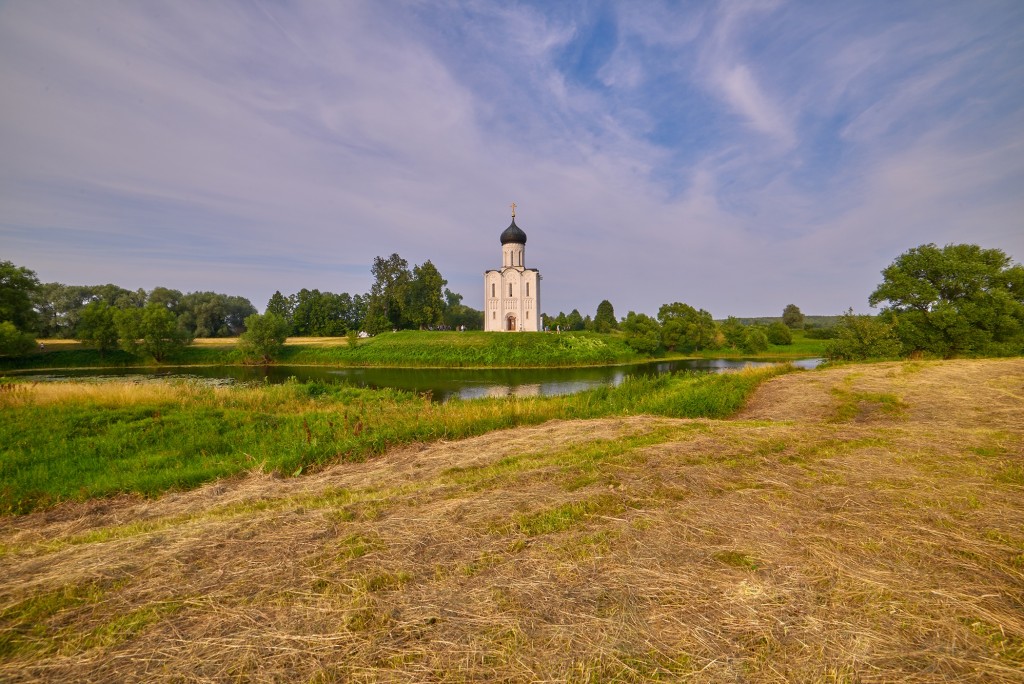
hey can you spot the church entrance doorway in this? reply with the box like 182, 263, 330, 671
506, 315, 517, 331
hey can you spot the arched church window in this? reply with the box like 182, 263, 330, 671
509, 283, 513, 297
491, 284, 495, 298
526, 283, 529, 297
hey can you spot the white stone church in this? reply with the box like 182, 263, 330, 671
484, 205, 542, 332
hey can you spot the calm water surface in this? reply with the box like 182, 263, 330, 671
14, 358, 821, 402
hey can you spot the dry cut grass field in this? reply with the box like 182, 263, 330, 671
1, 359, 1022, 682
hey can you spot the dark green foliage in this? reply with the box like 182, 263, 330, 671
239, 313, 290, 363
766, 321, 793, 345
34, 283, 255, 339
365, 253, 411, 333
33, 283, 96, 338
869, 243, 1024, 357
114, 303, 192, 362
291, 289, 345, 336
824, 309, 902, 361
741, 328, 769, 353
442, 289, 483, 330
266, 290, 293, 323
657, 302, 718, 352
0, 322, 36, 356
720, 317, 746, 349
0, 260, 40, 333
565, 309, 585, 331
77, 302, 119, 355
782, 304, 805, 329
594, 300, 616, 332
620, 311, 661, 353
407, 260, 447, 329
176, 291, 256, 338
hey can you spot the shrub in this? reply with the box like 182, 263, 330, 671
741, 328, 769, 353
824, 309, 903, 361
239, 313, 291, 364
766, 321, 793, 345
0, 321, 36, 356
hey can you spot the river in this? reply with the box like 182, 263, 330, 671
10, 358, 821, 402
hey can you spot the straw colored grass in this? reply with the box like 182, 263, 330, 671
1, 359, 1022, 681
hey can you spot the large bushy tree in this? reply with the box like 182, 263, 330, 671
869, 243, 1024, 356
594, 300, 617, 333
782, 304, 805, 329
0, 321, 35, 356
115, 303, 192, 362
766, 321, 793, 345
824, 309, 902, 361
0, 260, 40, 333
620, 311, 661, 353
657, 302, 717, 352
365, 253, 411, 333
407, 260, 447, 329
77, 301, 119, 356
239, 312, 290, 364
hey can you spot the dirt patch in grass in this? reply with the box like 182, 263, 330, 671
1, 360, 1023, 682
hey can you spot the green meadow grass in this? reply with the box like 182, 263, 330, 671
0, 365, 791, 513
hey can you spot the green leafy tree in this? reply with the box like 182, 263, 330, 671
365, 253, 411, 333
291, 289, 347, 336
442, 288, 481, 330
0, 260, 41, 333
93, 284, 141, 308
407, 260, 447, 329
0, 321, 36, 356
115, 303, 191, 362
565, 309, 585, 331
594, 300, 617, 333
33, 283, 95, 338
238, 312, 290, 364
868, 243, 1024, 356
657, 302, 718, 352
77, 301, 119, 356
266, 291, 294, 326
741, 327, 770, 353
782, 304, 805, 329
824, 309, 902, 361
766, 321, 793, 345
620, 311, 661, 353
720, 316, 746, 349
177, 291, 256, 338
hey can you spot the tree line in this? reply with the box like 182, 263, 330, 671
0, 254, 484, 357
4, 243, 1022, 360
263, 254, 483, 337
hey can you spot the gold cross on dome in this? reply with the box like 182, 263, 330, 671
510, 202, 516, 218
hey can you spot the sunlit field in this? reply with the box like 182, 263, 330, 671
1, 359, 1021, 681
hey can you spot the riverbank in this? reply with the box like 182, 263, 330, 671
0, 330, 826, 371
1, 358, 1021, 681
0, 364, 792, 514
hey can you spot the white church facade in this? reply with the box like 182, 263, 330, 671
484, 205, 541, 332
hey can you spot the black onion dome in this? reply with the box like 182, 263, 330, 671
500, 218, 527, 245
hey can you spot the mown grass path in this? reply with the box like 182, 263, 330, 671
1, 359, 1022, 681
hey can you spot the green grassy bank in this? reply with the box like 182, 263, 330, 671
0, 330, 825, 372
0, 365, 791, 514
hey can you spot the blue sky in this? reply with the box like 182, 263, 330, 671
2, 0, 1022, 318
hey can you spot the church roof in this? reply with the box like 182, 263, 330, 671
500, 218, 527, 245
